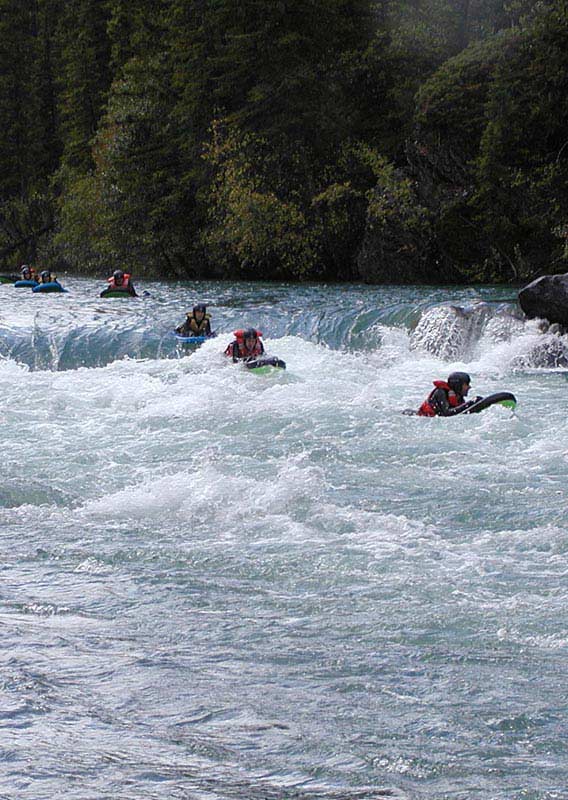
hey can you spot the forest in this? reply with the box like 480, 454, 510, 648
1, 0, 567, 284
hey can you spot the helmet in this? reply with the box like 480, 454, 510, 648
21, 265, 31, 276
243, 328, 258, 341
40, 270, 50, 281
193, 303, 206, 314
448, 371, 471, 394
113, 269, 124, 281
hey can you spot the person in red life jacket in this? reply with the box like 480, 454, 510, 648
176, 303, 212, 337
100, 269, 137, 297
225, 328, 265, 362
418, 371, 481, 416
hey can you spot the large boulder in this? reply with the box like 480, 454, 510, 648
518, 273, 568, 326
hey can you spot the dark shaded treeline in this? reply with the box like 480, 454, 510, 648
1, 0, 566, 283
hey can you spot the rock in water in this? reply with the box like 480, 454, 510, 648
518, 273, 568, 326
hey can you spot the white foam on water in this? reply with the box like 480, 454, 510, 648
1, 282, 567, 799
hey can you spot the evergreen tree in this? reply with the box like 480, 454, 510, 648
0, 0, 62, 266
475, 0, 568, 276
55, 0, 182, 274
170, 0, 383, 154
169, 0, 394, 277
57, 0, 113, 172
0, 0, 44, 199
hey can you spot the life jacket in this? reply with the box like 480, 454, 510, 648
417, 380, 461, 417
225, 329, 264, 358
107, 273, 132, 291
184, 313, 211, 335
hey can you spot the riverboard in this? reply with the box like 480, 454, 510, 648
14, 279, 39, 288
460, 391, 517, 414
245, 356, 286, 374
172, 332, 217, 344
32, 282, 68, 293
100, 290, 135, 298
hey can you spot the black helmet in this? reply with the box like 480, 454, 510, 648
113, 269, 124, 280
193, 303, 206, 314
21, 265, 31, 276
243, 328, 257, 341
448, 371, 471, 393
40, 269, 50, 281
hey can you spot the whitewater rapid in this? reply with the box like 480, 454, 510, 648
0, 277, 566, 800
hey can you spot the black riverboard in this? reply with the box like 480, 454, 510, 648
460, 391, 517, 414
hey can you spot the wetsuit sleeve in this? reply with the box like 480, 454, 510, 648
428, 388, 451, 415
205, 320, 212, 336
259, 340, 265, 354
430, 388, 475, 416
128, 283, 138, 296
231, 342, 239, 362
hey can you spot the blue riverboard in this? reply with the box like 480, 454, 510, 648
172, 332, 217, 344
32, 282, 68, 293
14, 280, 39, 288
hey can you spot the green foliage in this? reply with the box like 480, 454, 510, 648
169, 0, 383, 154
356, 148, 434, 282
416, 34, 511, 165
0, 0, 61, 200
203, 123, 318, 278
0, 192, 54, 268
107, 0, 166, 73
58, 50, 187, 275
1, 0, 567, 282
51, 167, 109, 272
473, 1, 568, 276
56, 0, 113, 172
409, 10, 568, 282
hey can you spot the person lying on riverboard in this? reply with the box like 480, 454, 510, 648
20, 265, 37, 281
417, 371, 481, 416
37, 270, 65, 290
224, 328, 265, 362
100, 269, 138, 297
176, 303, 213, 337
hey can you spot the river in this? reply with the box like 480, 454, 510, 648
0, 277, 565, 799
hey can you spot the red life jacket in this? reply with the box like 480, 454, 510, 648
108, 273, 132, 291
225, 329, 264, 358
417, 380, 461, 417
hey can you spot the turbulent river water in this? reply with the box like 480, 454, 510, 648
1, 277, 566, 800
